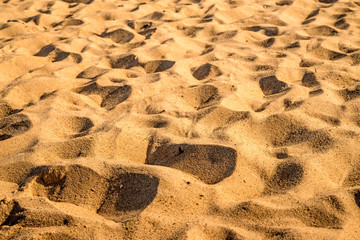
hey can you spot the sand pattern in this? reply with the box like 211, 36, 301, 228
1, 0, 360, 239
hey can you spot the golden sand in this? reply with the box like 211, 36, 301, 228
1, 0, 360, 239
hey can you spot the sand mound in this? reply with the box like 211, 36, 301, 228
1, 0, 360, 239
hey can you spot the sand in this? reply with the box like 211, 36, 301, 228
0, 0, 360, 239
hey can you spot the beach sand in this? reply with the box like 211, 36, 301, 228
1, 0, 360, 239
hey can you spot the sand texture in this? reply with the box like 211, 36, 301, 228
1, 0, 360, 239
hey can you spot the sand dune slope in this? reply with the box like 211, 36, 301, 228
1, 0, 360, 239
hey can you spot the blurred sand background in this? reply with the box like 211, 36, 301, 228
1, 0, 360, 239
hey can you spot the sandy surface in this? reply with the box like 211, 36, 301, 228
1, 0, 360, 239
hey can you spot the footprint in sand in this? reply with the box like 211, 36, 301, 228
97, 172, 159, 221
30, 164, 159, 222
246, 26, 279, 36
265, 161, 304, 193
0, 114, 32, 141
306, 25, 338, 36
34, 44, 82, 63
354, 190, 360, 208
343, 166, 360, 187
301, 71, 320, 88
276, 0, 294, 6
110, 54, 139, 69
101, 29, 134, 44
76, 82, 132, 110
0, 102, 16, 118
180, 84, 220, 109
308, 45, 346, 60
127, 20, 157, 39
211, 30, 238, 42
76, 66, 109, 79
259, 75, 288, 96
192, 63, 222, 80
318, 0, 338, 3
338, 85, 360, 102
263, 114, 333, 151
257, 38, 276, 48
146, 141, 237, 184
142, 60, 175, 74
334, 18, 349, 30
